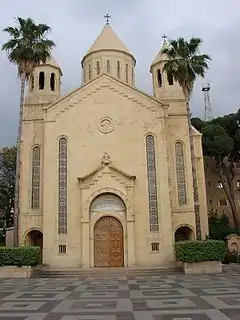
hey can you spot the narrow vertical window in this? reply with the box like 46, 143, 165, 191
31, 146, 40, 209
117, 61, 120, 79
39, 72, 45, 90
58, 138, 68, 234
50, 73, 55, 91
157, 70, 162, 87
88, 65, 92, 80
175, 142, 187, 205
126, 64, 129, 83
107, 60, 110, 73
167, 73, 173, 85
31, 75, 34, 91
96, 61, 100, 75
146, 135, 159, 231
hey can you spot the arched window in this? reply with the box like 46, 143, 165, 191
125, 64, 129, 83
50, 73, 55, 91
58, 138, 68, 234
31, 146, 40, 209
175, 142, 187, 205
167, 73, 174, 86
30, 75, 34, 91
107, 60, 110, 73
39, 71, 45, 90
88, 65, 92, 80
146, 135, 159, 231
157, 70, 162, 87
96, 61, 100, 75
117, 61, 120, 79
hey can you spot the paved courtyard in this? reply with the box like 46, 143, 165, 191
0, 271, 240, 319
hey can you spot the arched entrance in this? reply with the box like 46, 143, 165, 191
25, 230, 43, 264
94, 216, 124, 267
174, 226, 194, 242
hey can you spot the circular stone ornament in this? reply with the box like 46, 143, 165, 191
98, 117, 115, 134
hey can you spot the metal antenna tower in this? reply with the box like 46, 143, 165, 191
202, 82, 212, 121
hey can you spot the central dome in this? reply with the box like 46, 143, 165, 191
81, 24, 135, 86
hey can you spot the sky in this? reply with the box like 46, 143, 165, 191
0, 0, 240, 147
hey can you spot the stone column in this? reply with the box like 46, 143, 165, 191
127, 219, 135, 266
81, 219, 90, 268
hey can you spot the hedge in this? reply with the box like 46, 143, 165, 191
0, 246, 40, 267
175, 240, 226, 263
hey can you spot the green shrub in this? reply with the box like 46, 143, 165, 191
0, 246, 40, 267
175, 240, 226, 263
223, 251, 238, 264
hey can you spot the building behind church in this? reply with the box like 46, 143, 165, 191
18, 23, 209, 268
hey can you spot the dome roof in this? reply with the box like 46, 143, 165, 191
82, 25, 135, 65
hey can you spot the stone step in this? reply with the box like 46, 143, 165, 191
35, 266, 183, 278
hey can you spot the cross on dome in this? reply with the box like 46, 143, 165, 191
104, 13, 111, 25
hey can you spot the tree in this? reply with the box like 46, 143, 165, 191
2, 17, 55, 245
195, 111, 240, 231
0, 147, 17, 235
162, 38, 211, 240
208, 210, 237, 240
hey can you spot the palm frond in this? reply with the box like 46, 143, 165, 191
162, 36, 210, 97
2, 16, 56, 77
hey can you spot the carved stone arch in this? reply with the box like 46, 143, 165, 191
174, 224, 195, 242
90, 193, 126, 213
23, 227, 43, 241
86, 188, 129, 214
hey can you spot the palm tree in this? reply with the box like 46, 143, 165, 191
2, 17, 55, 246
162, 38, 211, 240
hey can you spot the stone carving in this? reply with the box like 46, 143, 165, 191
98, 117, 115, 134
225, 234, 240, 254
102, 152, 111, 165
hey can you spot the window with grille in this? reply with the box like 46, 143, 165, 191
58, 245, 66, 254
175, 142, 187, 205
31, 146, 40, 209
151, 242, 159, 252
146, 135, 159, 231
58, 138, 68, 234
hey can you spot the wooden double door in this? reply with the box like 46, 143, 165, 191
94, 216, 124, 267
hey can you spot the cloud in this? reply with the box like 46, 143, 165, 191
0, 0, 240, 146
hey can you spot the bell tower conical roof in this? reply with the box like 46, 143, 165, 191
150, 41, 170, 70
81, 24, 135, 65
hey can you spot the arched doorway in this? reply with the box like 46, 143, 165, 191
174, 226, 194, 242
25, 230, 43, 264
94, 216, 124, 267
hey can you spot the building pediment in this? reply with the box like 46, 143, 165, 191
77, 152, 136, 189
43, 73, 167, 122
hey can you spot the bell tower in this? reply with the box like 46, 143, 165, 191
150, 38, 184, 103
25, 56, 62, 105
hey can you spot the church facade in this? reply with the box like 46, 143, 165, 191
19, 23, 208, 268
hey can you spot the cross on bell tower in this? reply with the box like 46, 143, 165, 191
104, 13, 111, 25
162, 34, 167, 43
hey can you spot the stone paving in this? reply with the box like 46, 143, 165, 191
0, 271, 240, 319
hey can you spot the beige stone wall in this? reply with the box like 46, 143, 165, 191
19, 71, 208, 268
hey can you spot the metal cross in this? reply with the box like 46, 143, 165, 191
162, 34, 167, 43
104, 13, 111, 25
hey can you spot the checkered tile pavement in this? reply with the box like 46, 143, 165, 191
0, 271, 239, 319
